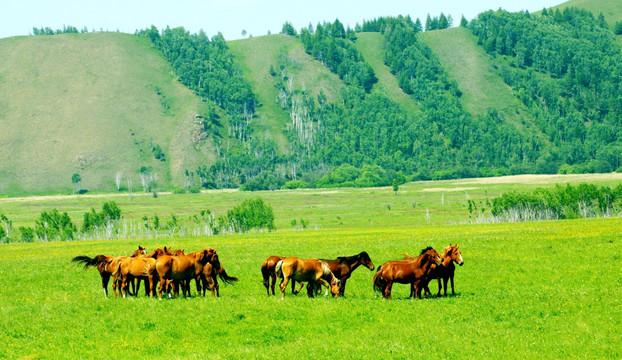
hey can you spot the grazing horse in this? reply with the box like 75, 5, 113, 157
373, 247, 442, 299
319, 251, 375, 297
261, 256, 304, 296
71, 246, 146, 297
275, 257, 341, 300
153, 248, 214, 299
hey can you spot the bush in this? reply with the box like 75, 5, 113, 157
224, 197, 275, 233
615, 21, 622, 35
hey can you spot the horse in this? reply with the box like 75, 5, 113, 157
153, 248, 214, 299
115, 251, 162, 298
435, 244, 464, 296
261, 256, 304, 296
275, 257, 340, 300
405, 244, 464, 297
71, 246, 146, 297
373, 247, 442, 299
318, 251, 375, 297
196, 249, 238, 297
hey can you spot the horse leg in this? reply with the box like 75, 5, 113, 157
280, 276, 291, 300
101, 273, 110, 298
269, 274, 276, 296
384, 281, 393, 300
339, 277, 348, 297
294, 281, 305, 295
450, 275, 455, 296
121, 274, 128, 298
157, 276, 165, 300
436, 277, 442, 297
443, 276, 449, 297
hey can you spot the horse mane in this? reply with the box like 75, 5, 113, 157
419, 246, 434, 255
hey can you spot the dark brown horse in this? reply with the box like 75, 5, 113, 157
275, 257, 340, 299
195, 249, 238, 297
319, 251, 375, 297
261, 256, 304, 296
435, 244, 464, 296
71, 246, 146, 297
373, 247, 441, 299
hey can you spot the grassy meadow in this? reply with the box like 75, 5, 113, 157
1, 174, 622, 359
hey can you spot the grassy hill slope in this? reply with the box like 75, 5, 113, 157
0, 32, 212, 195
421, 27, 545, 139
354, 32, 419, 113
228, 34, 344, 153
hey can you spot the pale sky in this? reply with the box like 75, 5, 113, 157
1, 0, 567, 40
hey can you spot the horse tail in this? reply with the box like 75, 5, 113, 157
217, 263, 239, 285
372, 266, 386, 293
274, 260, 284, 279
261, 260, 270, 283
71, 255, 109, 270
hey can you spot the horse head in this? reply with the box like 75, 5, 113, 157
146, 247, 167, 259
444, 244, 464, 266
424, 248, 442, 267
130, 246, 147, 257
173, 249, 185, 256
359, 251, 375, 271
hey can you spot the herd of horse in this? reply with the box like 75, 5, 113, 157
72, 244, 463, 300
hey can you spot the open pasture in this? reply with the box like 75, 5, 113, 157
1, 217, 621, 359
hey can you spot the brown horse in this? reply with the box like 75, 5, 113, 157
153, 248, 214, 299
275, 257, 341, 300
261, 256, 304, 296
373, 247, 441, 299
405, 244, 464, 297
72, 246, 146, 297
115, 251, 161, 298
435, 244, 464, 296
319, 251, 375, 297
196, 249, 238, 297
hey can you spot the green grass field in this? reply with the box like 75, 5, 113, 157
1, 174, 622, 359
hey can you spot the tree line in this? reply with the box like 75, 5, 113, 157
0, 198, 274, 243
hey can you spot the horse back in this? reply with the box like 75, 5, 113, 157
281, 257, 323, 282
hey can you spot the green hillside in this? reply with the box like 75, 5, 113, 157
2, 0, 622, 195
228, 34, 344, 152
0, 32, 214, 195
421, 27, 546, 140
353, 32, 418, 113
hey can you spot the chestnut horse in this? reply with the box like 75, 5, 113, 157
115, 249, 167, 298
319, 251, 375, 297
275, 257, 340, 299
71, 246, 146, 297
261, 256, 304, 296
153, 248, 214, 299
405, 244, 464, 297
373, 247, 441, 299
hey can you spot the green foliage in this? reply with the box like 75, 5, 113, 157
300, 20, 377, 92
489, 183, 622, 220
615, 21, 622, 34
32, 25, 82, 35
137, 26, 257, 140
224, 197, 275, 233
280, 22, 297, 36
81, 201, 121, 233
34, 209, 77, 241
469, 7, 622, 172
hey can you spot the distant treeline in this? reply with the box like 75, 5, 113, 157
32, 25, 90, 35
0, 198, 274, 243
482, 183, 622, 222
